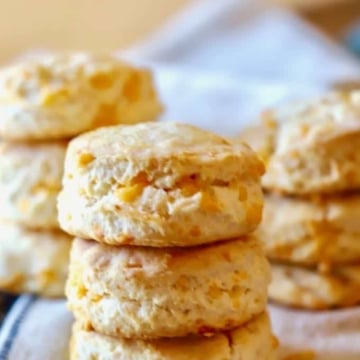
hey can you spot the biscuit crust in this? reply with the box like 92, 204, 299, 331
70, 313, 278, 360
58, 122, 264, 247
269, 262, 360, 309
259, 193, 360, 265
0, 223, 71, 297
239, 92, 360, 194
0, 141, 66, 229
0, 53, 163, 140
66, 236, 270, 339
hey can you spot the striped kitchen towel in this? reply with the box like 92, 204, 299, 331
2, 295, 360, 360
0, 296, 72, 360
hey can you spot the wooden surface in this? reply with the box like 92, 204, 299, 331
302, 0, 360, 40
0, 0, 190, 63
279, 0, 353, 8
0, 0, 359, 64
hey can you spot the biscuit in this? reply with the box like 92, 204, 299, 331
66, 236, 270, 339
235, 122, 275, 165
0, 223, 71, 297
0, 141, 66, 229
269, 262, 360, 310
239, 92, 360, 194
259, 193, 360, 265
58, 122, 264, 247
0, 53, 163, 140
70, 313, 278, 360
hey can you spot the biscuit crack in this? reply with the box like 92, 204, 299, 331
224, 330, 234, 360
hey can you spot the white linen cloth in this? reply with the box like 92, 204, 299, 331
1, 0, 360, 359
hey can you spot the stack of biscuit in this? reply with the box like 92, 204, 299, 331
58, 122, 278, 359
241, 91, 360, 310
0, 53, 162, 297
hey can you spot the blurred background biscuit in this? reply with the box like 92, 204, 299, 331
0, 141, 66, 229
0, 53, 163, 140
260, 193, 360, 265
269, 262, 360, 310
263, 92, 360, 195
240, 92, 360, 195
0, 223, 71, 297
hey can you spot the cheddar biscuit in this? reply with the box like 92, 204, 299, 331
58, 122, 264, 247
0, 53, 163, 140
269, 262, 360, 309
70, 313, 278, 360
259, 193, 360, 265
66, 236, 270, 339
235, 122, 275, 165
240, 92, 360, 195
0, 141, 66, 229
0, 223, 71, 297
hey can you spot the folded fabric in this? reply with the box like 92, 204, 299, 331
1, 296, 360, 360
123, 0, 360, 84
0, 296, 72, 360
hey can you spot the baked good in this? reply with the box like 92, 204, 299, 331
66, 236, 270, 339
0, 223, 71, 297
70, 313, 278, 360
259, 193, 360, 265
58, 122, 264, 247
0, 141, 66, 229
0, 53, 163, 140
269, 262, 360, 310
235, 122, 275, 165
239, 92, 360, 194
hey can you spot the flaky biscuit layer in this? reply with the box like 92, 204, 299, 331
0, 223, 71, 297
259, 193, 360, 265
70, 313, 278, 360
0, 53, 162, 140
59, 122, 264, 246
270, 262, 360, 310
0, 141, 66, 229
238, 92, 360, 194
67, 236, 270, 339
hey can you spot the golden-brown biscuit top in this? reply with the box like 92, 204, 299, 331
71, 121, 245, 156
0, 53, 139, 102
239, 91, 360, 194
66, 122, 264, 184
0, 52, 163, 140
267, 91, 360, 152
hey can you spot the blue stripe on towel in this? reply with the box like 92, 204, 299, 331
0, 295, 36, 360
